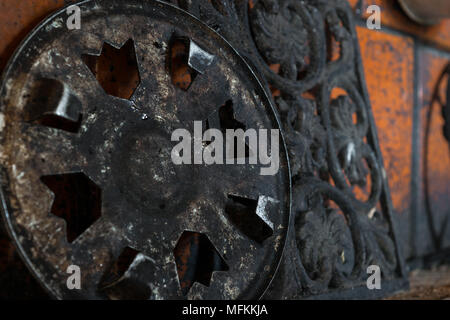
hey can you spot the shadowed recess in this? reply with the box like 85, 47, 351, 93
218, 100, 245, 131
82, 39, 140, 100
225, 194, 273, 243
100, 247, 139, 286
206, 100, 251, 157
40, 172, 101, 243
99, 247, 153, 300
173, 231, 229, 296
168, 37, 198, 91
25, 78, 82, 133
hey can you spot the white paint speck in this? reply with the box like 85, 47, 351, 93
0, 113, 5, 132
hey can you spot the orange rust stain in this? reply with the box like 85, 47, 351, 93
347, 0, 360, 9
359, 0, 450, 51
269, 85, 281, 97
173, 235, 191, 291
330, 87, 347, 100
328, 32, 342, 62
356, 26, 414, 214
171, 40, 194, 91
269, 63, 280, 74
418, 48, 450, 218
0, 0, 68, 72
173, 232, 198, 292
268, 64, 281, 96
353, 169, 373, 203
301, 91, 315, 100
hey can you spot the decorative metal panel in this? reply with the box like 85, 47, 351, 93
166, 0, 409, 298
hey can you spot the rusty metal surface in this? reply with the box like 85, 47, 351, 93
0, 0, 291, 299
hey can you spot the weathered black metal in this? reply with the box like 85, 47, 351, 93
0, 0, 291, 299
0, 0, 409, 299
164, 0, 409, 298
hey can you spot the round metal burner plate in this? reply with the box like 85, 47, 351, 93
0, 0, 291, 299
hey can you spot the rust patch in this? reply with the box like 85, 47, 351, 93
357, 26, 414, 215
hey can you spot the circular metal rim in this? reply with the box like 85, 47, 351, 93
0, 0, 293, 300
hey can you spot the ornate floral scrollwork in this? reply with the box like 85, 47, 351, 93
325, 84, 382, 208
249, 0, 310, 80
248, 0, 326, 93
173, 0, 407, 298
276, 96, 327, 176
330, 94, 368, 187
292, 175, 398, 295
295, 196, 355, 293
255, 0, 405, 296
